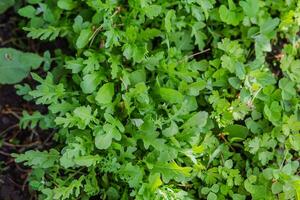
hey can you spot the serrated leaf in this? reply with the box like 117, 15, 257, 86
13, 149, 59, 169
144, 5, 162, 19
152, 161, 192, 183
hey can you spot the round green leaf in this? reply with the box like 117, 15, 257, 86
57, 0, 77, 10
76, 29, 92, 49
0, 48, 43, 84
207, 192, 218, 200
271, 182, 282, 194
224, 124, 249, 142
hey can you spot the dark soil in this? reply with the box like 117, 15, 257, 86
0, 85, 36, 200
266, 36, 287, 79
0, 8, 61, 200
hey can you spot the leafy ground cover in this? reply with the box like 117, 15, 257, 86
0, 0, 300, 200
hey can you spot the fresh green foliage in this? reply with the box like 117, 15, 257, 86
0, 0, 15, 14
0, 48, 43, 84
10, 0, 300, 199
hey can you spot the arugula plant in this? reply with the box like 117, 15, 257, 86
11, 0, 300, 199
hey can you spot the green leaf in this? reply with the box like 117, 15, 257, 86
207, 192, 218, 200
144, 5, 162, 19
260, 18, 280, 36
239, 0, 259, 18
95, 83, 115, 105
13, 149, 59, 169
165, 10, 176, 33
152, 161, 192, 183
55, 106, 96, 129
74, 155, 101, 167
57, 0, 77, 10
251, 70, 276, 86
94, 124, 121, 150
258, 151, 273, 165
129, 69, 146, 85
279, 78, 296, 100
120, 163, 144, 188
0, 48, 43, 84
53, 176, 84, 199
228, 77, 241, 89
10, 1, 300, 199
198, 0, 215, 19
0, 0, 14, 14
224, 124, 249, 142
18, 5, 36, 18
105, 29, 120, 48
19, 111, 44, 129
76, 28, 92, 49
24, 26, 64, 41
29, 73, 65, 104
148, 173, 163, 192
162, 121, 178, 137
182, 111, 208, 129
264, 101, 282, 125
80, 72, 103, 94
271, 182, 282, 194
159, 87, 183, 104
219, 5, 243, 26
95, 132, 113, 149
187, 80, 206, 96
27, 0, 42, 4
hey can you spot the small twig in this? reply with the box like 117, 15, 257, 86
0, 124, 18, 136
31, 128, 40, 138
113, 23, 124, 28
5, 158, 15, 165
7, 177, 23, 189
219, 133, 236, 152
44, 130, 56, 144
279, 150, 288, 170
89, 25, 103, 47
0, 150, 11, 157
111, 6, 122, 18
186, 48, 211, 60
2, 109, 21, 119
179, 48, 211, 63
3, 141, 41, 148
22, 179, 28, 191
15, 164, 31, 173
250, 87, 262, 105
7, 129, 21, 141
89, 6, 122, 47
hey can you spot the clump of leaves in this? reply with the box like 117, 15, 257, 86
11, 0, 300, 199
